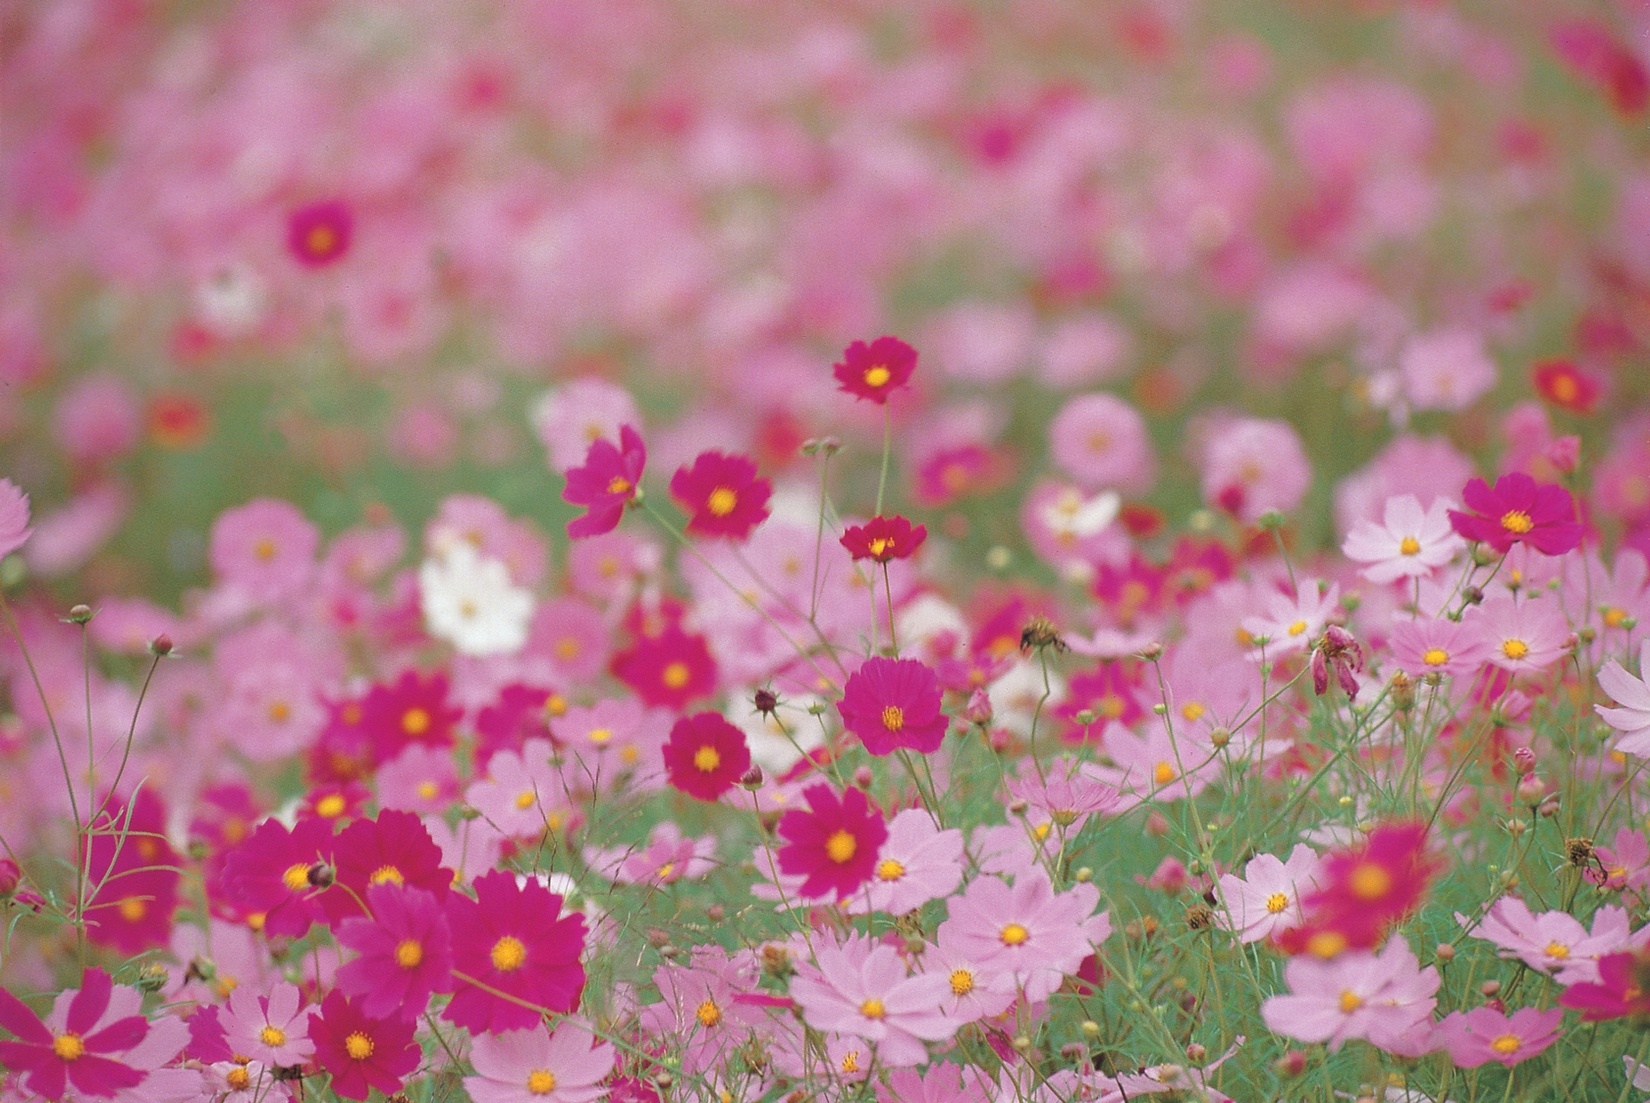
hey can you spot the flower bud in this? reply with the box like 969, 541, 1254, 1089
149, 634, 174, 657
1480, 980, 1501, 997
738, 765, 765, 790
1544, 435, 1580, 473
1186, 1042, 1206, 1062
0, 858, 19, 896
66, 604, 94, 624
753, 688, 779, 716
1434, 942, 1455, 964
1512, 746, 1536, 776
1275, 1050, 1307, 1077
965, 688, 993, 726
852, 765, 873, 789
306, 862, 334, 889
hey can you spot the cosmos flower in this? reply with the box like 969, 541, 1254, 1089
1340, 494, 1464, 584
669, 451, 772, 540
776, 784, 889, 902
307, 990, 419, 1101
1434, 1006, 1563, 1068
419, 540, 534, 656
662, 712, 751, 802
1447, 472, 1583, 555
833, 336, 917, 404
443, 870, 588, 1034
335, 884, 455, 1020
0, 477, 31, 559
840, 515, 927, 563
788, 935, 956, 1066
1597, 640, 1650, 756
1261, 937, 1438, 1054
837, 657, 949, 755
464, 1022, 616, 1103
562, 425, 646, 539
287, 200, 353, 267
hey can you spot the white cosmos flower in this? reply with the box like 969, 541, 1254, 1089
1039, 487, 1121, 542
419, 540, 534, 656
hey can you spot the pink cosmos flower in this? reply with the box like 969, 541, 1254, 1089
935, 868, 1111, 1000
1082, 721, 1223, 808
639, 947, 768, 1078
463, 1022, 615, 1103
834, 336, 917, 404
788, 935, 956, 1066
1590, 827, 1650, 895
0, 967, 188, 1103
662, 712, 751, 802
1434, 1006, 1562, 1068
1597, 640, 1650, 756
288, 200, 353, 267
1260, 936, 1439, 1053
532, 378, 642, 474
376, 745, 462, 815
307, 991, 419, 1101
336, 884, 455, 1020
1341, 494, 1465, 584
777, 784, 889, 903
1215, 844, 1322, 944
0, 477, 31, 559
208, 498, 319, 604
586, 822, 717, 887
1388, 616, 1490, 679
1241, 580, 1340, 659
562, 425, 646, 539
465, 738, 567, 839
1003, 770, 1120, 836
843, 809, 965, 916
837, 657, 949, 756
919, 929, 1017, 1027
1459, 896, 1641, 983
1562, 948, 1650, 1021
1048, 393, 1155, 494
1464, 593, 1572, 673
1448, 472, 1583, 555
221, 982, 313, 1068
1200, 417, 1312, 524
443, 869, 587, 1034
669, 450, 772, 540
1400, 327, 1497, 412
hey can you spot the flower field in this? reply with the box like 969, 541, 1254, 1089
4, 2, 1650, 1101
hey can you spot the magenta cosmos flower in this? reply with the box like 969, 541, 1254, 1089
464, 1022, 615, 1103
1448, 472, 1583, 555
287, 200, 353, 267
777, 784, 889, 902
0, 967, 184, 1103
833, 336, 917, 404
307, 990, 419, 1101
668, 451, 772, 540
662, 712, 751, 802
336, 884, 455, 1020
562, 425, 646, 539
840, 514, 926, 563
789, 935, 956, 1065
443, 870, 587, 1034
837, 657, 949, 756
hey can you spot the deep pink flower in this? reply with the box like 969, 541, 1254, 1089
219, 817, 334, 938
336, 884, 455, 1020
1560, 947, 1650, 1021
444, 871, 588, 1034
840, 515, 927, 563
777, 784, 889, 902
0, 968, 158, 1102
288, 200, 353, 267
361, 669, 463, 764
81, 789, 180, 955
1434, 1006, 1563, 1068
1448, 472, 1583, 555
307, 990, 419, 1101
662, 712, 751, 802
562, 425, 646, 539
319, 809, 453, 924
669, 451, 771, 540
1278, 821, 1440, 957
610, 624, 718, 710
833, 337, 917, 404
837, 657, 949, 756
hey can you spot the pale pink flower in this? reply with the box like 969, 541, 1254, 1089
1341, 494, 1465, 584
586, 822, 717, 886
844, 809, 965, 916
919, 929, 1016, 1026
1200, 417, 1312, 524
1048, 393, 1155, 494
1460, 896, 1643, 983
1215, 844, 1322, 944
1387, 616, 1490, 679
463, 1022, 615, 1103
639, 947, 768, 1078
464, 738, 567, 838
1464, 593, 1572, 673
1261, 936, 1438, 1053
1081, 721, 1223, 808
935, 868, 1110, 1000
532, 378, 641, 474
1400, 327, 1496, 412
1597, 640, 1650, 756
208, 499, 318, 605
1433, 1006, 1562, 1068
1241, 581, 1340, 659
222, 983, 314, 1067
788, 935, 955, 1066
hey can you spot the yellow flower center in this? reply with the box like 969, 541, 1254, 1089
416, 781, 439, 800
1265, 892, 1288, 914
606, 476, 632, 495
876, 858, 906, 881
1338, 990, 1363, 1014
402, 708, 430, 736
260, 1025, 287, 1047
53, 1034, 85, 1061
860, 998, 885, 1020
268, 700, 291, 723
1000, 922, 1030, 946
696, 999, 721, 1027
369, 865, 403, 886
693, 745, 721, 772
282, 863, 310, 892
1545, 941, 1569, 959
1500, 510, 1534, 534
1181, 702, 1205, 722
395, 939, 424, 969
1422, 647, 1449, 666
662, 662, 691, 689
706, 487, 738, 517
544, 693, 568, 718
1153, 761, 1176, 786
226, 1066, 252, 1091
840, 1050, 861, 1074
304, 225, 337, 257
950, 968, 974, 996
315, 794, 346, 818
1307, 930, 1347, 958
527, 1070, 557, 1095
880, 705, 905, 732
118, 897, 147, 921
254, 538, 278, 562
1287, 620, 1308, 636
1604, 606, 1628, 628
1348, 863, 1392, 901
515, 790, 538, 810
1490, 1033, 1521, 1054
863, 365, 891, 388
867, 537, 893, 558
587, 727, 612, 745
491, 935, 527, 972
1398, 536, 1421, 555
344, 1031, 373, 1060
1501, 638, 1529, 660
825, 830, 857, 863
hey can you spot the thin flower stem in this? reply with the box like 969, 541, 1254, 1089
874, 404, 892, 517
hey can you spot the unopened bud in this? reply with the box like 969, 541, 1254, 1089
1072, 709, 1096, 726
1186, 1042, 1206, 1062
149, 634, 174, 657
1538, 796, 1561, 818
653, 1072, 673, 1090
738, 765, 765, 790
1080, 1020, 1100, 1037
1137, 642, 1164, 662
1145, 812, 1170, 837
0, 858, 19, 896
1073, 866, 1092, 883
1515, 774, 1546, 806
753, 688, 779, 715
1275, 1050, 1308, 1077
852, 766, 873, 789
1434, 942, 1455, 964
706, 904, 724, 922
134, 963, 169, 993
1060, 1043, 1087, 1063
1512, 746, 1536, 776
1012, 1035, 1032, 1053
1481, 980, 1501, 998
965, 688, 993, 726
66, 604, 94, 624
1256, 510, 1286, 531
1208, 727, 1231, 749
1008, 798, 1029, 816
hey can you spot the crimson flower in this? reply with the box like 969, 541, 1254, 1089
443, 870, 587, 1034
1447, 473, 1583, 555
669, 451, 772, 540
837, 657, 948, 755
336, 883, 455, 1020
307, 990, 420, 1101
777, 784, 889, 902
0, 968, 152, 1102
1532, 359, 1602, 413
663, 712, 751, 801
361, 669, 462, 764
610, 623, 718, 710
317, 810, 453, 924
288, 200, 353, 267
1276, 821, 1441, 957
833, 336, 917, 404
219, 817, 334, 937
1559, 947, 1650, 1021
840, 515, 927, 563
563, 425, 646, 538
